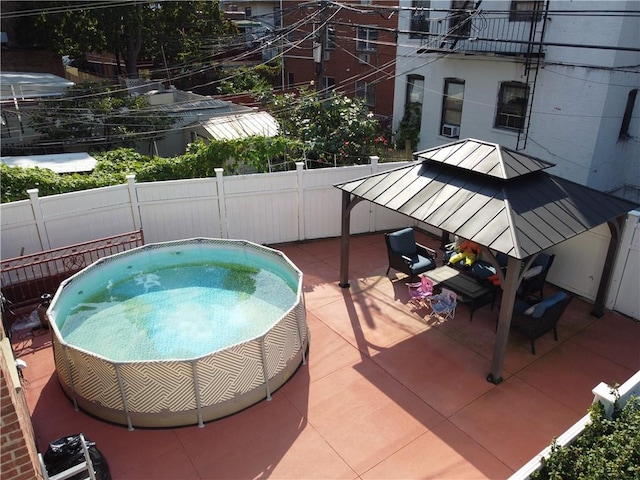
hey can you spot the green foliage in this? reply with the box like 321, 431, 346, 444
1, 136, 305, 202
13, 1, 234, 78
532, 395, 640, 480
217, 61, 282, 97
264, 88, 380, 167
395, 102, 422, 151
0, 164, 115, 203
28, 82, 176, 150
147, 1, 234, 65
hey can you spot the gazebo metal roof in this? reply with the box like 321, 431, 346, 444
334, 138, 638, 384
335, 138, 636, 260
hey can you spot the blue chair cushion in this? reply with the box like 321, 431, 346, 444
388, 228, 417, 256
471, 260, 497, 279
514, 299, 531, 314
531, 291, 568, 318
409, 255, 435, 274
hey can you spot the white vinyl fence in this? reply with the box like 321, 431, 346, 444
1, 159, 638, 318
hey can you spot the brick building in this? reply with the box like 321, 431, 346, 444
281, 1, 398, 123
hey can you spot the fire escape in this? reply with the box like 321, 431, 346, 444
413, 1, 550, 150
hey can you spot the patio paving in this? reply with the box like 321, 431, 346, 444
12, 231, 639, 479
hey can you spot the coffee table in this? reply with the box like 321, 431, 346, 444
423, 265, 496, 321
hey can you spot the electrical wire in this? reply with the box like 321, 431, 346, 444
3, 1, 640, 142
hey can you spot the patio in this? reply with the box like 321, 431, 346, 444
13, 231, 639, 479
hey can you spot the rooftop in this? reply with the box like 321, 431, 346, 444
13, 231, 639, 479
0, 72, 74, 102
1, 152, 97, 174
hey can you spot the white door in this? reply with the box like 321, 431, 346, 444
609, 211, 640, 320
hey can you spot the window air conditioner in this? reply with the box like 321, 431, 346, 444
441, 124, 460, 138
358, 54, 370, 64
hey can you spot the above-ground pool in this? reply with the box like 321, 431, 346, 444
48, 238, 308, 429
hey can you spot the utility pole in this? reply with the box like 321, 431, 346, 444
314, 1, 328, 94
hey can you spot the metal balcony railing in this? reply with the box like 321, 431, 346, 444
1, 230, 144, 310
411, 10, 546, 57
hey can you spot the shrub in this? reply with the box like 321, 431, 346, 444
0, 138, 306, 202
532, 395, 640, 479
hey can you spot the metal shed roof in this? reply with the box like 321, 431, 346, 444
197, 111, 279, 140
1, 152, 97, 173
0, 72, 74, 102
335, 138, 637, 259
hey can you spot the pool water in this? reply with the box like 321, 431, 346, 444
54, 247, 297, 362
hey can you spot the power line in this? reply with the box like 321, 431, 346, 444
4, 1, 640, 145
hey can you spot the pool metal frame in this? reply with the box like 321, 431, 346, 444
49, 238, 308, 430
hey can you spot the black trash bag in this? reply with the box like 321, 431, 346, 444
42, 433, 112, 480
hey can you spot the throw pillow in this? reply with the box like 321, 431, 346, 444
523, 265, 543, 279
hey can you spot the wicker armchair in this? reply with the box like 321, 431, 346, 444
512, 290, 572, 354
385, 228, 437, 281
517, 253, 555, 302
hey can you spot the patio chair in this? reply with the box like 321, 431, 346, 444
385, 228, 437, 281
517, 253, 555, 302
512, 290, 572, 354
428, 288, 457, 321
406, 275, 434, 308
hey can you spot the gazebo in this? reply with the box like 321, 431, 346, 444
334, 139, 638, 383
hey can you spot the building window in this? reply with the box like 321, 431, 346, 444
323, 77, 336, 91
399, 75, 424, 143
495, 82, 529, 130
273, 7, 282, 28
326, 25, 336, 50
619, 89, 638, 140
509, 1, 542, 22
244, 7, 251, 18
313, 23, 336, 50
357, 27, 377, 52
406, 75, 424, 106
355, 81, 375, 108
441, 79, 464, 136
410, 1, 430, 39
450, 0, 472, 38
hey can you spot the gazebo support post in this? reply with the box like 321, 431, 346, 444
591, 216, 625, 317
339, 190, 363, 288
488, 256, 522, 384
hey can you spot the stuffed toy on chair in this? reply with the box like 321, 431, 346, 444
448, 239, 480, 267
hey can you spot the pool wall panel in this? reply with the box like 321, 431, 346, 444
49, 239, 308, 428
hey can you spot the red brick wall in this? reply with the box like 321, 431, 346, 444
281, 1, 398, 120
0, 1, 65, 77
0, 338, 41, 480
0, 50, 66, 77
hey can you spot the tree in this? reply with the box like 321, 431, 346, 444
264, 88, 380, 167
28, 82, 176, 152
13, 1, 235, 79
216, 61, 282, 97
